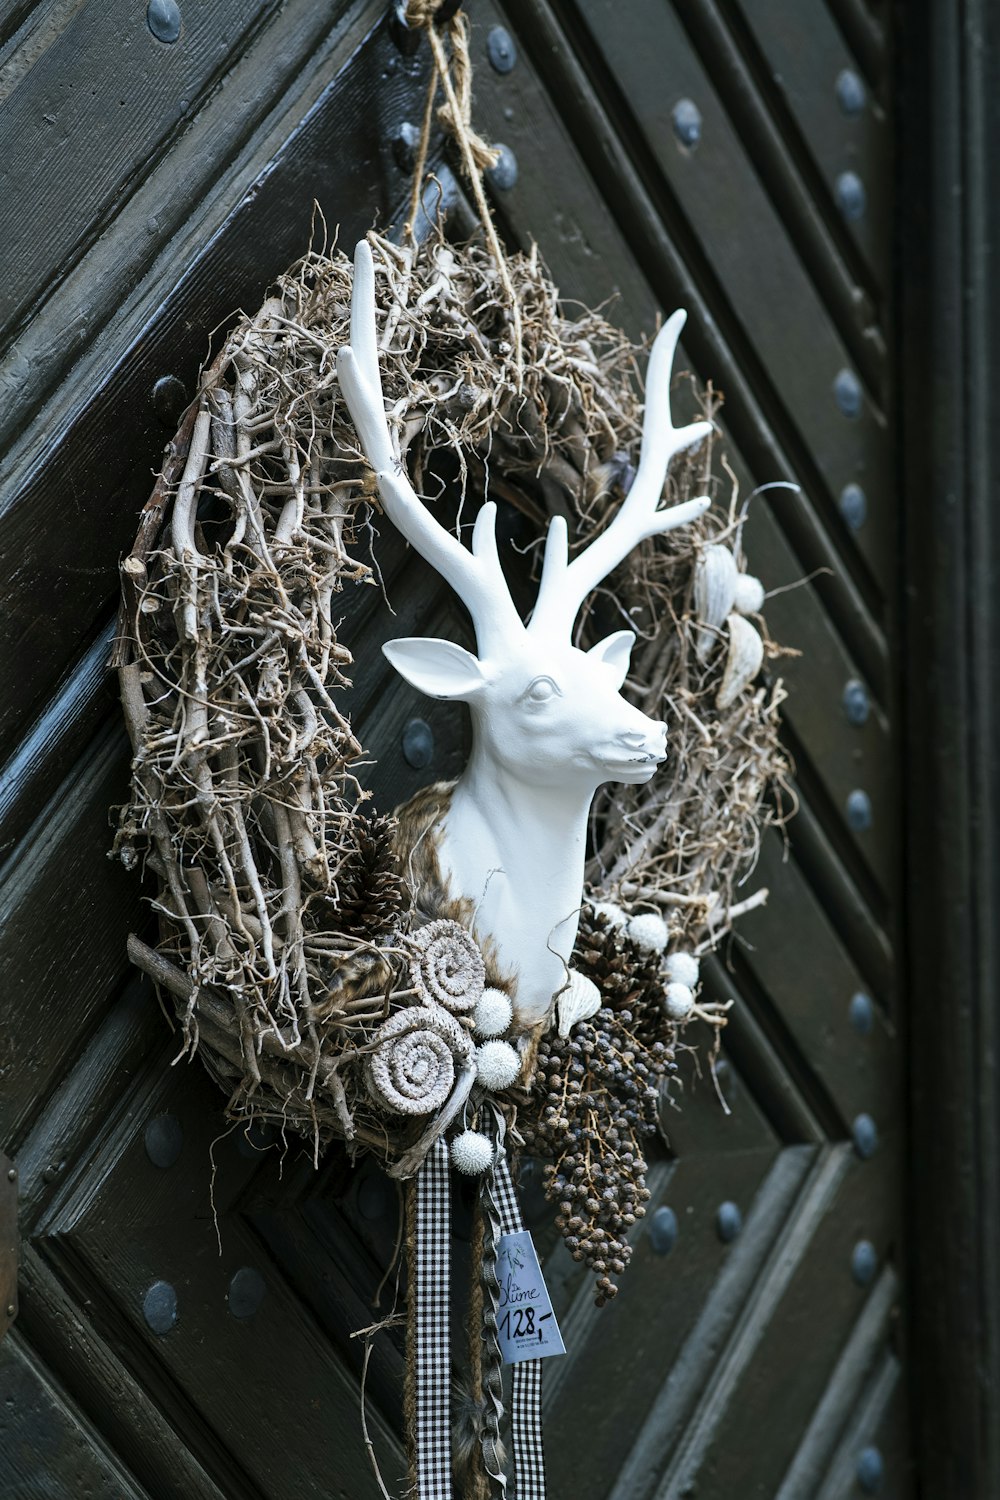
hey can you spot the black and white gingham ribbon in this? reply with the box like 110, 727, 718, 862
491, 1143, 547, 1500
413, 1124, 547, 1500
415, 1136, 453, 1499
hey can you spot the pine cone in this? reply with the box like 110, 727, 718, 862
574, 904, 671, 1046
307, 814, 405, 940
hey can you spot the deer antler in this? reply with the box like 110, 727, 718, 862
337, 241, 523, 652
530, 310, 712, 636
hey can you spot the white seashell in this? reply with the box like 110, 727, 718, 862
590, 899, 627, 930
716, 613, 765, 710
694, 544, 738, 661
451, 1129, 494, 1175
733, 573, 765, 615
556, 970, 603, 1038
664, 951, 700, 988
627, 912, 669, 953
474, 987, 513, 1039
475, 1039, 521, 1092
664, 982, 695, 1021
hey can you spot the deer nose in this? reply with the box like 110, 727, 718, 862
620, 731, 650, 749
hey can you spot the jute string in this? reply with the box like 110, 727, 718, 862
402, 1, 524, 384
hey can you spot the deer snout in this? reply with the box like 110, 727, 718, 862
618, 721, 667, 757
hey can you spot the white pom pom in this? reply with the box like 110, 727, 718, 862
590, 900, 627, 930
451, 1129, 494, 1175
664, 951, 700, 988
733, 573, 766, 615
474, 987, 513, 1039
476, 1040, 521, 1092
664, 982, 695, 1021
627, 912, 668, 953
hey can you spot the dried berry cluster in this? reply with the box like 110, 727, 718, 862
518, 909, 682, 1304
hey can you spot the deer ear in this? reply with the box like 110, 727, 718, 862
382, 638, 490, 700
588, 629, 636, 687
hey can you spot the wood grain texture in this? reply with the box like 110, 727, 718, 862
901, 1, 1000, 1492
0, 1, 429, 765
489, 0, 889, 696
571, 0, 892, 600
734, 0, 891, 287
0, 723, 139, 1150
0, 0, 282, 344
0, 0, 914, 1491
0, 1330, 151, 1500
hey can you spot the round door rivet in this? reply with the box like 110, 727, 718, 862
846, 789, 872, 832
7, 1168, 15, 1182
144, 1114, 183, 1170
147, 0, 181, 44
237, 1120, 276, 1159
834, 368, 863, 418
393, 120, 419, 172
835, 170, 866, 222
851, 1239, 878, 1286
853, 1113, 878, 1160
649, 1205, 678, 1256
716, 1201, 743, 1243
857, 1444, 884, 1493
356, 1171, 394, 1222
673, 98, 702, 148
839, 482, 867, 531
836, 69, 866, 115
143, 1280, 178, 1335
842, 679, 870, 727
228, 1267, 267, 1320
152, 374, 187, 428
5, 1304, 15, 1318
487, 143, 518, 191
389, 1, 423, 57
487, 26, 517, 73
402, 717, 434, 769
515, 1158, 551, 1229
849, 991, 875, 1035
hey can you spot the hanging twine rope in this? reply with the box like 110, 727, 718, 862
403, 1, 525, 383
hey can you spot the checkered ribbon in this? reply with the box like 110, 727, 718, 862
412, 1125, 546, 1500
491, 1144, 547, 1500
415, 1136, 454, 1499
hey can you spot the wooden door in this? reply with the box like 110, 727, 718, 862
0, 1, 912, 1496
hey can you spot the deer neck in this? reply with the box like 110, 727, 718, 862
439, 748, 593, 1029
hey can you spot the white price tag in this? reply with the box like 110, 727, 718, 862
495, 1229, 566, 1365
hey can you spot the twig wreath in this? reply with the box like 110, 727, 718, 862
112, 5, 794, 1494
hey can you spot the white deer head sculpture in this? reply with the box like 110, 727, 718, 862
338, 241, 711, 1033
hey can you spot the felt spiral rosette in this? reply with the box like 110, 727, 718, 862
366, 1004, 474, 1116
406, 919, 486, 1015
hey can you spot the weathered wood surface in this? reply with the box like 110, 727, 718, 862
0, 0, 914, 1494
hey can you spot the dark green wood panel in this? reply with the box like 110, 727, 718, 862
13, 1244, 229, 1500
0, 619, 116, 868
571, 0, 892, 601
734, 0, 891, 287
0, 2, 430, 766
488, 0, 888, 701
0, 0, 282, 343
545, 1145, 782, 1493
0, 1332, 150, 1500
682, 1146, 901, 1497
0, 724, 138, 1149
735, 830, 897, 1125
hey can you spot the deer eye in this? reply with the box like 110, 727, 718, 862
523, 675, 560, 706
